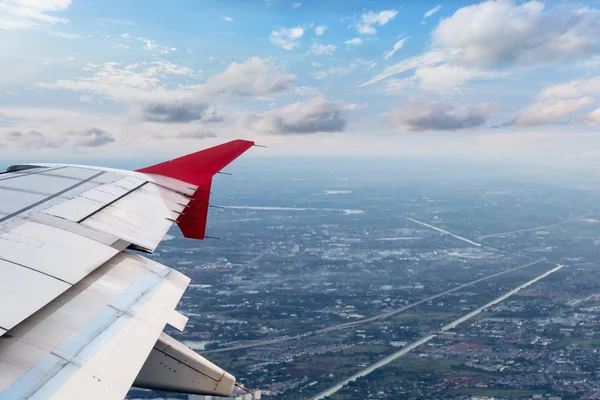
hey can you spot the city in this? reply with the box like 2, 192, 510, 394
126, 160, 600, 400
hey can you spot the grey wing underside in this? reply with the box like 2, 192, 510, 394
0, 165, 235, 400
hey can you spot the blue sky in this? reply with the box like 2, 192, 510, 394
1, 0, 600, 166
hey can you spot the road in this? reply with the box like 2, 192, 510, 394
309, 264, 565, 400
202, 257, 546, 354
232, 244, 274, 279
478, 215, 588, 240
405, 217, 483, 247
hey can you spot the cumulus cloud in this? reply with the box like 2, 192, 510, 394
194, 57, 297, 100
363, 1, 600, 90
500, 97, 595, 127
223, 16, 233, 22
244, 97, 348, 135
432, 0, 600, 69
383, 37, 408, 60
292, 2, 301, 9
269, 26, 304, 50
137, 100, 222, 124
2, 127, 115, 149
387, 95, 498, 131
310, 43, 337, 56
356, 9, 398, 35
0, 0, 70, 30
424, 5, 442, 19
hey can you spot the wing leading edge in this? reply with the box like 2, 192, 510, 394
0, 139, 255, 399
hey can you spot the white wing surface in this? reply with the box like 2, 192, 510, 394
0, 140, 255, 399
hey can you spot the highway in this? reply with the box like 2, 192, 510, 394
310, 264, 565, 400
405, 217, 483, 247
202, 257, 546, 354
478, 214, 588, 240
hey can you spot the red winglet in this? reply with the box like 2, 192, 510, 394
137, 139, 255, 240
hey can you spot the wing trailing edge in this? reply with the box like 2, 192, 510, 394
136, 139, 255, 240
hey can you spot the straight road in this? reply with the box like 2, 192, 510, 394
310, 264, 564, 400
202, 257, 546, 354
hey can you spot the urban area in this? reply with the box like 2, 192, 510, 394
127, 161, 600, 400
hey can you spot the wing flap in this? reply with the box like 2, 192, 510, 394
0, 252, 191, 400
81, 183, 187, 252
133, 332, 235, 396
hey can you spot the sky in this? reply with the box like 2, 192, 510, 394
2, 0, 600, 167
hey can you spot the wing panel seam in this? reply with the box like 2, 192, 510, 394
0, 166, 67, 182
0, 171, 106, 224
77, 181, 149, 223
0, 257, 72, 286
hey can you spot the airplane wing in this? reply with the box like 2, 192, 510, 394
0, 139, 255, 399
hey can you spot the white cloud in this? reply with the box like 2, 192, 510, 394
364, 1, 600, 91
313, 66, 355, 80
413, 64, 503, 91
121, 33, 176, 55
269, 26, 304, 50
345, 37, 362, 47
294, 86, 320, 96
387, 95, 498, 131
584, 108, 600, 125
36, 61, 201, 101
383, 37, 408, 60
0, 0, 70, 30
193, 57, 297, 100
292, 2, 301, 9
310, 43, 337, 56
432, 0, 600, 69
538, 77, 600, 100
243, 97, 348, 135
223, 16, 233, 22
315, 25, 326, 36
361, 50, 447, 86
356, 9, 398, 35
502, 97, 595, 127
424, 5, 442, 19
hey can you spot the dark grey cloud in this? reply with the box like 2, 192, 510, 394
72, 127, 116, 147
388, 95, 498, 132
244, 97, 347, 135
138, 100, 222, 123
